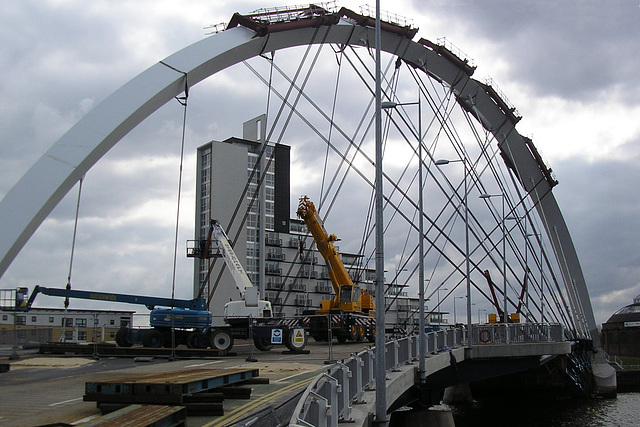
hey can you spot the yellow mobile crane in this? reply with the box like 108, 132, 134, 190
296, 196, 375, 342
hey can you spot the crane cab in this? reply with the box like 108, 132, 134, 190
223, 299, 273, 324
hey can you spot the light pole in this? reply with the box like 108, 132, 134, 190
479, 193, 507, 328
435, 158, 471, 349
373, 3, 387, 424
382, 96, 424, 382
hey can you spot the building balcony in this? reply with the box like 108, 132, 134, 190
267, 252, 286, 261
288, 238, 304, 248
300, 269, 317, 279
266, 280, 284, 290
290, 283, 307, 292
316, 285, 332, 294
266, 233, 282, 246
265, 266, 282, 276
300, 255, 318, 264
294, 297, 313, 306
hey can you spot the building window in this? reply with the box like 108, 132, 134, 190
120, 317, 131, 327
76, 318, 87, 328
2, 315, 7, 321
16, 316, 26, 325
78, 331, 87, 341
110, 319, 115, 326
64, 318, 73, 327
94, 317, 100, 325
49, 317, 54, 323
31, 316, 37, 323
64, 331, 73, 341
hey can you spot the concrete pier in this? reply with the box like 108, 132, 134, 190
390, 407, 455, 427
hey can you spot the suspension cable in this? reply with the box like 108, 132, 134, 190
65, 176, 83, 298
171, 75, 189, 302
60, 176, 83, 341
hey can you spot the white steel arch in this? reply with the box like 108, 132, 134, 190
0, 14, 600, 350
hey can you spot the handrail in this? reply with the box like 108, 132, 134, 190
289, 327, 462, 426
290, 323, 565, 426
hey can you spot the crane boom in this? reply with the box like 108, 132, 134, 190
296, 196, 374, 314
296, 197, 354, 307
22, 285, 207, 311
209, 220, 258, 307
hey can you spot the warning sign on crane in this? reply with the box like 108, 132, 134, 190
271, 328, 283, 344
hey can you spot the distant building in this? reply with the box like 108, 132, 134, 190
601, 295, 640, 357
0, 307, 133, 346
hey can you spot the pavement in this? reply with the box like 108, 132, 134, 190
0, 340, 373, 426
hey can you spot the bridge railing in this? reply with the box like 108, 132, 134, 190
290, 327, 462, 426
471, 323, 563, 345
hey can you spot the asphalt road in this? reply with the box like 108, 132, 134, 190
0, 340, 373, 426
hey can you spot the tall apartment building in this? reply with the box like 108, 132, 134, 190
193, 116, 290, 322
193, 117, 439, 331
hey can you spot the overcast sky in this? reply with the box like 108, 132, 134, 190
1, 0, 639, 328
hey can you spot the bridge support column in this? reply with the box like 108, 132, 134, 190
390, 408, 454, 427
592, 362, 617, 398
442, 382, 473, 404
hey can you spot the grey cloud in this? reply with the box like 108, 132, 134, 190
553, 147, 640, 324
421, 0, 640, 102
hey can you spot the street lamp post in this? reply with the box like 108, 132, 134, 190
373, 3, 387, 424
479, 193, 507, 329
435, 158, 471, 349
381, 96, 424, 381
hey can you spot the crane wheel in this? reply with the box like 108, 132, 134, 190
348, 325, 358, 341
187, 332, 204, 349
284, 328, 307, 352
356, 325, 365, 342
253, 337, 274, 351
210, 329, 234, 352
115, 327, 134, 347
142, 329, 164, 348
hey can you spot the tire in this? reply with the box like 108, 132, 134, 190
348, 325, 358, 341
356, 325, 365, 342
285, 328, 307, 352
337, 335, 347, 343
253, 337, 274, 351
210, 329, 234, 352
115, 327, 133, 347
187, 332, 200, 349
142, 329, 164, 348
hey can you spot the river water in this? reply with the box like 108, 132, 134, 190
444, 392, 639, 426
